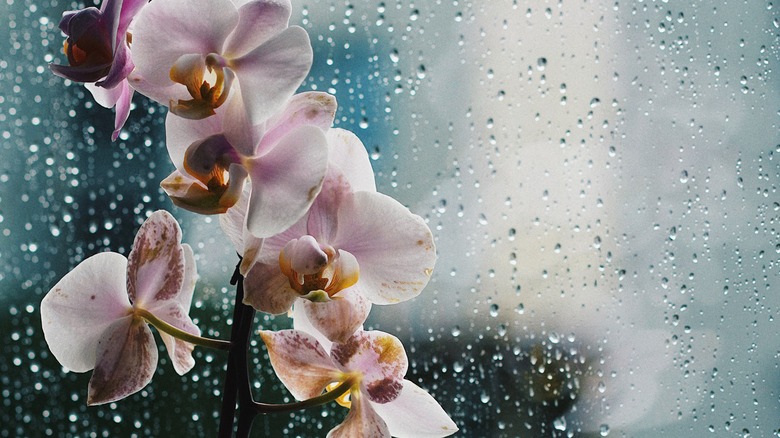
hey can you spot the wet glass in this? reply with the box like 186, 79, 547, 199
2, 0, 778, 436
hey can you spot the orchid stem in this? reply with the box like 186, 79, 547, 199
138, 308, 231, 351
252, 378, 356, 414
217, 258, 352, 438
218, 260, 247, 438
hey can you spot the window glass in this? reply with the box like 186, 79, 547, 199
1, 0, 777, 436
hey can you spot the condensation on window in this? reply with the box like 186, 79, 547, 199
1, 0, 777, 436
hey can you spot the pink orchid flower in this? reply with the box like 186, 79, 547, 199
49, 0, 146, 140
129, 0, 311, 124
162, 92, 336, 273
40, 210, 200, 405
261, 329, 458, 438
216, 123, 373, 278
240, 132, 435, 342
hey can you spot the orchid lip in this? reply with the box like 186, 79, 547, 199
169, 53, 235, 119
279, 237, 360, 298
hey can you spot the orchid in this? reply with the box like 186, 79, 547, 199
215, 124, 371, 279
129, 0, 311, 124
40, 210, 210, 405
41, 0, 457, 434
261, 329, 458, 438
49, 0, 146, 140
240, 142, 435, 342
161, 91, 335, 253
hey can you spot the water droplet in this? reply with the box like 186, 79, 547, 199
599, 424, 610, 436
553, 416, 567, 431
536, 57, 547, 71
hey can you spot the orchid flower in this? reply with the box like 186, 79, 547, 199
161, 92, 335, 273
49, 0, 146, 140
240, 135, 435, 342
214, 122, 369, 279
261, 329, 458, 438
129, 0, 311, 125
40, 210, 204, 405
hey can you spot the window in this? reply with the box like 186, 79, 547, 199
2, 0, 777, 436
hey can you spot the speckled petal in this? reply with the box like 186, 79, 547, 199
327, 390, 390, 438
87, 316, 158, 405
243, 262, 299, 314
331, 331, 407, 405
126, 210, 184, 307
259, 329, 340, 400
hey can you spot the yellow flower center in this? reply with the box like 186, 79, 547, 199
169, 53, 233, 119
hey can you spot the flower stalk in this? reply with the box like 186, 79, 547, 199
137, 308, 231, 351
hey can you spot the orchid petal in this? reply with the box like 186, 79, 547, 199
165, 111, 224, 172
161, 166, 248, 215
230, 26, 312, 125
131, 0, 238, 89
258, 91, 337, 156
331, 331, 407, 404
126, 210, 184, 307
371, 380, 459, 438
142, 244, 200, 382
97, 0, 122, 46
177, 243, 198, 311
327, 390, 390, 438
223, 0, 292, 58
239, 231, 265, 275
255, 211, 310, 265
87, 316, 158, 405
84, 79, 134, 140
327, 249, 360, 295
50, 62, 112, 84
85, 80, 124, 108
243, 262, 299, 314
259, 329, 340, 400
302, 287, 370, 343
147, 301, 199, 375
96, 32, 133, 89
305, 168, 352, 244
116, 0, 146, 36
111, 81, 133, 140
218, 186, 265, 275
219, 186, 248, 253
335, 192, 436, 304
245, 124, 328, 238
127, 70, 190, 105
220, 84, 261, 157
292, 302, 333, 352
326, 128, 376, 192
41, 252, 132, 373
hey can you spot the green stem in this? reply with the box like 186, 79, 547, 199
137, 308, 232, 351
252, 377, 357, 414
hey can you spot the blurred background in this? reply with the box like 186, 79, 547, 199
1, 0, 778, 436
